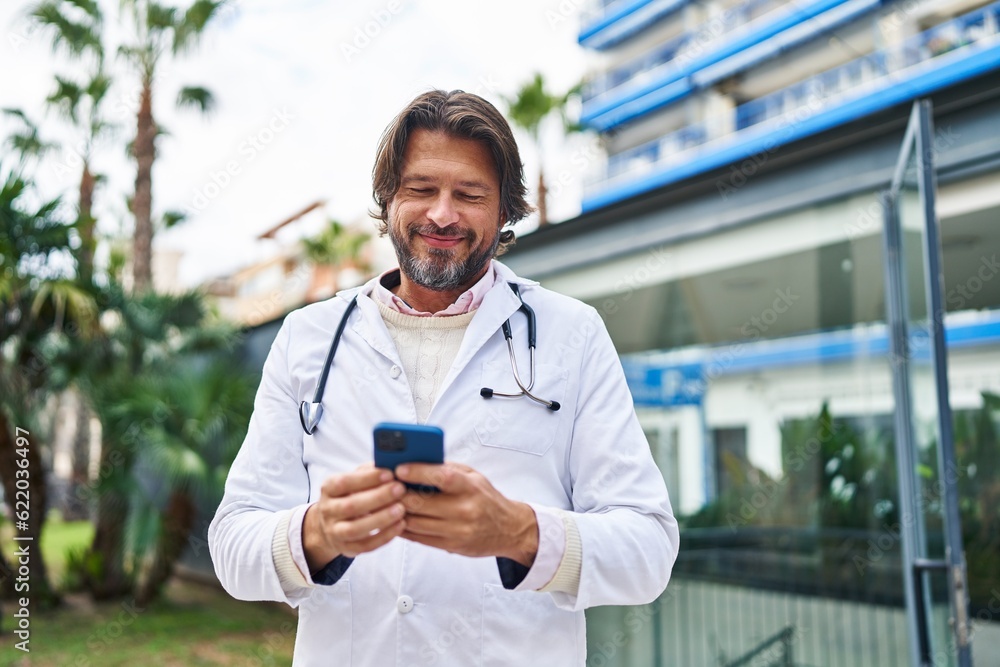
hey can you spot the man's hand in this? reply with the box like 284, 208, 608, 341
302, 465, 406, 573
395, 462, 539, 567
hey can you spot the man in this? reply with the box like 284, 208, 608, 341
209, 89, 678, 666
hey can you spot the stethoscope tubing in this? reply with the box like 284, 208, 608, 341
299, 295, 358, 435
299, 283, 559, 435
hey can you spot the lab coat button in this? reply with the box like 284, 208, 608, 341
390, 365, 401, 379
397, 595, 414, 614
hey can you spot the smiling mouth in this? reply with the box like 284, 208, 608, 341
413, 227, 469, 250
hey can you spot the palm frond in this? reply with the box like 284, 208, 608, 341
2, 108, 30, 124
504, 72, 555, 142
173, 0, 227, 53
0, 168, 69, 262
46, 75, 85, 122
302, 219, 371, 267
145, 1, 178, 33
31, 0, 102, 58
85, 71, 113, 105
65, 0, 101, 21
161, 210, 187, 229
2, 108, 55, 159
123, 496, 162, 572
117, 43, 151, 71
30, 279, 98, 333
89, 117, 117, 142
175, 86, 215, 114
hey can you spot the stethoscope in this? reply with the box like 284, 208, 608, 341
299, 282, 560, 435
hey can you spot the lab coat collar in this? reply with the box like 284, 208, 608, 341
331, 259, 536, 304
330, 260, 537, 415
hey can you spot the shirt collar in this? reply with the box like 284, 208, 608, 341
371, 263, 497, 317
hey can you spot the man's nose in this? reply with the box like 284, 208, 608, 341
426, 193, 459, 227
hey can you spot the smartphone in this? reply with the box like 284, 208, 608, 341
373, 422, 444, 493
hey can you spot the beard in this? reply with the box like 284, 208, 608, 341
389, 221, 499, 292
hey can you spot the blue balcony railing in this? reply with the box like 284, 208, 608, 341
584, 0, 788, 105
581, 0, 883, 131
583, 0, 1000, 210
578, 0, 690, 50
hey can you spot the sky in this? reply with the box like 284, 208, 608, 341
1, 0, 596, 286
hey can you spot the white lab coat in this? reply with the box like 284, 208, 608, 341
209, 261, 679, 667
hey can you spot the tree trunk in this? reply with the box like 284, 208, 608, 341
537, 170, 548, 227
132, 78, 156, 292
78, 162, 97, 286
64, 391, 92, 521
86, 430, 131, 600
135, 490, 196, 607
0, 547, 13, 634
0, 410, 60, 610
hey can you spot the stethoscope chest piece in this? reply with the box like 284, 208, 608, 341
300, 401, 324, 435
298, 295, 359, 435
479, 283, 561, 412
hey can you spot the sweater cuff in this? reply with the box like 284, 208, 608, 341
510, 504, 564, 591
283, 502, 354, 586
539, 513, 582, 596
271, 510, 314, 593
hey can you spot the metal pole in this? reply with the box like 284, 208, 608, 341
913, 98, 973, 666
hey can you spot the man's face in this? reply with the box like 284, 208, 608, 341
387, 129, 503, 291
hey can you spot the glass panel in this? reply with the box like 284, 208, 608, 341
896, 147, 956, 666
584, 191, 913, 666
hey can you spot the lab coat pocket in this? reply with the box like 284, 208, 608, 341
475, 360, 568, 456
480, 584, 582, 666
294, 581, 352, 666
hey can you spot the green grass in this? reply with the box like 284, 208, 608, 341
2, 517, 295, 666
0, 516, 93, 586
43, 517, 94, 585
18, 579, 295, 666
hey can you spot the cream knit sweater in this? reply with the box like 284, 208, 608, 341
375, 300, 475, 423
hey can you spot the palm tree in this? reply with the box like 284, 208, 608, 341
31, 0, 225, 292
0, 161, 97, 610
129, 355, 256, 605
45, 68, 113, 284
31, 0, 111, 287
302, 219, 371, 268
72, 282, 248, 600
32, 5, 115, 498
503, 73, 582, 226
74, 285, 207, 598
117, 0, 227, 292
301, 219, 372, 299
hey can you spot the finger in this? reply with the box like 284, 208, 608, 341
399, 490, 449, 518
400, 514, 451, 538
396, 463, 467, 493
322, 467, 395, 499
342, 518, 406, 557
333, 503, 406, 543
324, 480, 406, 521
400, 531, 453, 553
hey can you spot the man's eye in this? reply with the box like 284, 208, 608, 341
409, 188, 431, 195
461, 194, 483, 201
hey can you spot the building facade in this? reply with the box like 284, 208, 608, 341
503, 1, 1000, 664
